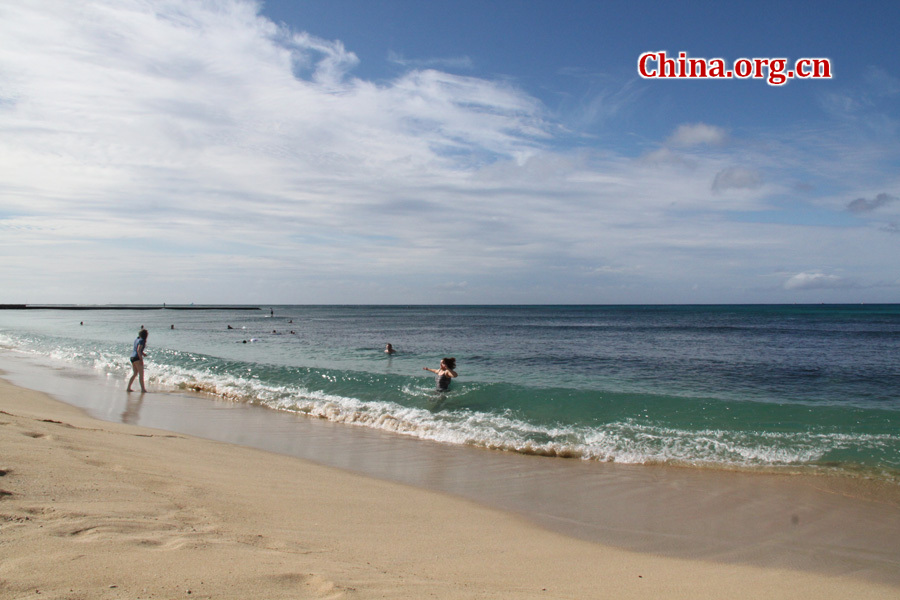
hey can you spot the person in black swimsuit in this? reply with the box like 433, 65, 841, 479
423, 358, 457, 391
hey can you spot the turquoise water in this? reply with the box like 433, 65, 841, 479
1, 305, 898, 479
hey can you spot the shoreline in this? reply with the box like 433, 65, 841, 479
1, 379, 899, 598
1, 351, 899, 592
2, 304, 896, 481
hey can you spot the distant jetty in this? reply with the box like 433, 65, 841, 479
0, 304, 260, 311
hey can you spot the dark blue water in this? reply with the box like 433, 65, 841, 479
1, 305, 898, 479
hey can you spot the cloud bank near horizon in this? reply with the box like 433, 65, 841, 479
0, 0, 898, 304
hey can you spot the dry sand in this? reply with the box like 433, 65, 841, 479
0, 376, 897, 599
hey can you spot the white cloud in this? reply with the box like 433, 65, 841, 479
784, 272, 848, 290
666, 123, 728, 147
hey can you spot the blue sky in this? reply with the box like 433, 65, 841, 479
1, 0, 898, 304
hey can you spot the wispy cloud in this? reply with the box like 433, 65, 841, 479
387, 50, 474, 71
566, 78, 645, 129
819, 66, 900, 137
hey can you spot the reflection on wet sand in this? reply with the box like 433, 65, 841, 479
121, 393, 145, 424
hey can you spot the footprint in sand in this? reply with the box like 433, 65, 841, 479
271, 573, 349, 599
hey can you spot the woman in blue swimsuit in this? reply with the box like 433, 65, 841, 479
423, 357, 457, 391
127, 329, 149, 392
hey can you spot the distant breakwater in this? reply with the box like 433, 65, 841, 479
0, 305, 261, 311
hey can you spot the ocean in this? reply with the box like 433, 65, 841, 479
1, 304, 898, 482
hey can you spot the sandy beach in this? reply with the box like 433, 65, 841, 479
0, 376, 898, 599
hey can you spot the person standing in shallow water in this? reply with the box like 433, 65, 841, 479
127, 329, 148, 392
423, 357, 457, 391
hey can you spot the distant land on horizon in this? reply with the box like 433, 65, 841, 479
1, 303, 896, 310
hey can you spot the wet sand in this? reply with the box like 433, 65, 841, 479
1, 352, 899, 597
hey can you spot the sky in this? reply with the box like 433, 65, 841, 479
1, 0, 898, 305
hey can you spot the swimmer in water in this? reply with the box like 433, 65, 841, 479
423, 358, 457, 391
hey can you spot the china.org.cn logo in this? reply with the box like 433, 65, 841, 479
638, 51, 832, 86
